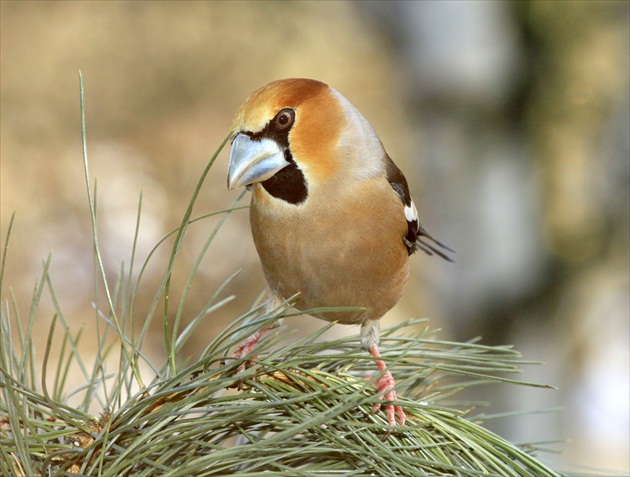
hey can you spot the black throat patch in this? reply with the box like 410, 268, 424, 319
261, 150, 308, 205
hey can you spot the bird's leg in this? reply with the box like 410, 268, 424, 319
232, 325, 267, 374
369, 345, 406, 427
231, 294, 284, 375
360, 319, 406, 428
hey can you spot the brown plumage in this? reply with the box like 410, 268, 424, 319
227, 78, 451, 430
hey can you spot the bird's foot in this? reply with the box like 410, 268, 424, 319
371, 370, 406, 428
228, 319, 280, 384
231, 330, 263, 375
369, 346, 406, 430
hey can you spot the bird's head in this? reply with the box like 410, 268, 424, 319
227, 78, 386, 205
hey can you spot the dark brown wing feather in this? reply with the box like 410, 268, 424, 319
384, 154, 453, 261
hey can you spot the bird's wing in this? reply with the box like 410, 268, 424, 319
384, 154, 454, 261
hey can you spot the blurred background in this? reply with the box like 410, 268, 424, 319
1, 1, 628, 472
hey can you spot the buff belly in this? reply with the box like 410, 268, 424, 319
250, 191, 409, 325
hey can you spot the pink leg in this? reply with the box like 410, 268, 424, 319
232, 317, 285, 373
232, 295, 285, 376
232, 324, 272, 374
369, 346, 406, 427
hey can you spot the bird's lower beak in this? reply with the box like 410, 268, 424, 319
227, 134, 290, 190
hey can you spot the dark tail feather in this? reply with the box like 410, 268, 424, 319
416, 226, 454, 262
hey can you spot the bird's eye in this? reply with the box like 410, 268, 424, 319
274, 109, 295, 131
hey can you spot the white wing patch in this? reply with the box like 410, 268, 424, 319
404, 199, 418, 225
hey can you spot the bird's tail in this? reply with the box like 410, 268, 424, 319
415, 225, 454, 262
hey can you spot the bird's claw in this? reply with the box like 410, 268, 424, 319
368, 346, 406, 433
225, 330, 264, 388
372, 373, 406, 429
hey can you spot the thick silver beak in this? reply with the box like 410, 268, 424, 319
227, 134, 290, 190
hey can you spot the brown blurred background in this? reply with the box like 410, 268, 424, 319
1, 1, 628, 472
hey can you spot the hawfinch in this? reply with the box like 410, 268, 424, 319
227, 78, 451, 429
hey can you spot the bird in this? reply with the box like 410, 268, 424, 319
226, 78, 452, 429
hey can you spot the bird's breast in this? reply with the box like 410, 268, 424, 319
249, 181, 409, 325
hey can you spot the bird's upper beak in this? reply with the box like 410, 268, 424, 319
227, 133, 290, 190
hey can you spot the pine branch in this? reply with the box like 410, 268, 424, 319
2, 308, 567, 477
